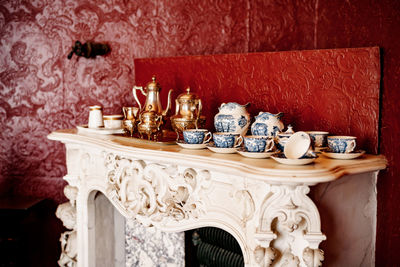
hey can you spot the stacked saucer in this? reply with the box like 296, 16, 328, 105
323, 136, 365, 159
271, 153, 317, 165
237, 148, 274, 158
176, 140, 208, 150
322, 149, 365, 159
206, 142, 238, 154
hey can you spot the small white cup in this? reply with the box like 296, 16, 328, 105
103, 114, 124, 129
88, 105, 104, 128
284, 131, 314, 159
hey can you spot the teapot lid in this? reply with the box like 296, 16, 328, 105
177, 87, 199, 101
146, 75, 161, 90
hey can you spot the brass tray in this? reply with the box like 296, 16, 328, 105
112, 130, 177, 145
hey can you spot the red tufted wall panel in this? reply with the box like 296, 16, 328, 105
135, 47, 380, 154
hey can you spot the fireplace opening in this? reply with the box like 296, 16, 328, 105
185, 227, 244, 267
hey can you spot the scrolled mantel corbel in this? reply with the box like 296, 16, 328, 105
104, 152, 212, 225
253, 185, 326, 267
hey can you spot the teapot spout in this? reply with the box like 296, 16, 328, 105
162, 89, 173, 117
276, 112, 284, 119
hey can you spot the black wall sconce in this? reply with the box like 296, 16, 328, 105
67, 41, 110, 59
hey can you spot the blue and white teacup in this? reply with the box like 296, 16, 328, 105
327, 136, 357, 153
183, 129, 212, 144
244, 135, 274, 152
276, 133, 292, 151
306, 131, 329, 148
213, 133, 243, 148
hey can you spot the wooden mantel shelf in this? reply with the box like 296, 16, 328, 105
49, 129, 386, 184
48, 129, 387, 267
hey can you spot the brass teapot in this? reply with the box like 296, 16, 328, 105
173, 87, 202, 119
137, 110, 163, 140
133, 76, 173, 118
171, 87, 205, 139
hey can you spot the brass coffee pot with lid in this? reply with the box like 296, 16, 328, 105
133, 76, 173, 117
133, 76, 173, 140
171, 87, 205, 139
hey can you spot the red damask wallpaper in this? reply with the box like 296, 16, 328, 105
1, 0, 399, 265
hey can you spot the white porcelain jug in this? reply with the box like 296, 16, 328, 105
251, 112, 284, 137
214, 102, 250, 136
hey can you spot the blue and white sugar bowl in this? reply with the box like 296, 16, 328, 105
214, 102, 250, 136
276, 125, 295, 151
251, 112, 284, 137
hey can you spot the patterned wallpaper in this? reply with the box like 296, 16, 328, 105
0, 0, 316, 202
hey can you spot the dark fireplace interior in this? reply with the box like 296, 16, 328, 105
186, 227, 244, 267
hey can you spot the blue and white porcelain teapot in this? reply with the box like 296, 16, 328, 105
251, 112, 284, 137
214, 102, 250, 136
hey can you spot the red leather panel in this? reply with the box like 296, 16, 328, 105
135, 47, 380, 153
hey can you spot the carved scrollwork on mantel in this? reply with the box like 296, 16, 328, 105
55, 185, 78, 267
254, 185, 326, 267
104, 153, 212, 225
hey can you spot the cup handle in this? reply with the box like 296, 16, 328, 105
203, 132, 212, 144
346, 140, 356, 153
234, 136, 243, 148
265, 139, 275, 152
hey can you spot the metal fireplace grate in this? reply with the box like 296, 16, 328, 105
191, 227, 244, 267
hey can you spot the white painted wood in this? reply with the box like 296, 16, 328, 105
49, 130, 386, 267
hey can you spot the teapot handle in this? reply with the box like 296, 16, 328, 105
133, 86, 146, 111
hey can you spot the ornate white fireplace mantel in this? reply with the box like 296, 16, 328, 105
49, 129, 387, 267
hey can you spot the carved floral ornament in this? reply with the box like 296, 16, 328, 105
104, 152, 326, 267
104, 153, 212, 224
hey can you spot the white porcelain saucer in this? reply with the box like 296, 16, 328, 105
322, 150, 365, 160
77, 125, 125, 135
206, 143, 238, 154
176, 141, 207, 150
271, 153, 317, 165
237, 148, 274, 159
